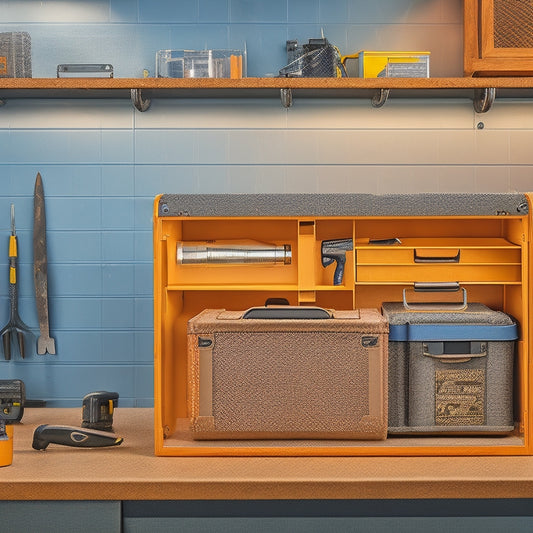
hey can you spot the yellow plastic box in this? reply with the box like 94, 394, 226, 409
342, 51, 430, 78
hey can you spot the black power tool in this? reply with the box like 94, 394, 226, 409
32, 425, 123, 450
31, 391, 123, 451
81, 391, 119, 432
0, 379, 25, 422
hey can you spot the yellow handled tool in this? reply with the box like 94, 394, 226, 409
0, 205, 32, 360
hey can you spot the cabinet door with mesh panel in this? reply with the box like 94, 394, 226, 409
464, 0, 533, 75
483, 0, 533, 57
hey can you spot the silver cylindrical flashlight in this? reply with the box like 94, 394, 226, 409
176, 240, 291, 265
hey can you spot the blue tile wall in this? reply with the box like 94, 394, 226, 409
0, 0, 466, 407
0, 0, 462, 77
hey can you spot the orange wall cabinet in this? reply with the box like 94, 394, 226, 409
153, 193, 532, 457
465, 0, 533, 75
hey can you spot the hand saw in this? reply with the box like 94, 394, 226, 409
33, 172, 56, 355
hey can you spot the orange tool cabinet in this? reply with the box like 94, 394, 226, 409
153, 193, 532, 457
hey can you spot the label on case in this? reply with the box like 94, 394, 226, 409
435, 369, 485, 426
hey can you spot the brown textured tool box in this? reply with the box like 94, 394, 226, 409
187, 306, 388, 440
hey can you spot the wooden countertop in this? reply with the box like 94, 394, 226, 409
3, 408, 533, 501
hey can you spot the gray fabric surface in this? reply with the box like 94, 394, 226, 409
158, 193, 529, 218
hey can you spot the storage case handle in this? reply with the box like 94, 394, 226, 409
403, 282, 467, 311
414, 250, 460, 263
423, 340, 487, 363
423, 352, 486, 363
242, 306, 332, 319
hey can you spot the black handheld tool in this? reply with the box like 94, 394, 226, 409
81, 391, 119, 431
321, 238, 353, 286
0, 379, 25, 422
321, 237, 401, 285
32, 425, 123, 450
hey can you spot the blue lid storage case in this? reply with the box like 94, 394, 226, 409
382, 302, 518, 435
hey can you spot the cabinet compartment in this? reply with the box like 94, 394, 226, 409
154, 193, 532, 457
356, 238, 521, 283
163, 218, 298, 287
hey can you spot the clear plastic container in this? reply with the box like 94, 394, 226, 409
156, 49, 246, 78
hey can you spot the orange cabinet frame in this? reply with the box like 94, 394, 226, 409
153, 193, 532, 456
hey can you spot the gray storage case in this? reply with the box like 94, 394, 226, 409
383, 299, 518, 435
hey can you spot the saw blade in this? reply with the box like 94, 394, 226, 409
33, 172, 55, 355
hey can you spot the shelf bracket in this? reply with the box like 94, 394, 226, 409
131, 88, 151, 112
280, 88, 293, 108
473, 87, 495, 113
371, 88, 390, 108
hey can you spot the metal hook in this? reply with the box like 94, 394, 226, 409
473, 87, 495, 113
131, 88, 151, 112
280, 88, 293, 108
517, 201, 529, 215
371, 88, 390, 108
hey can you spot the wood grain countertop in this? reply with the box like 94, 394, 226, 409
2, 408, 533, 501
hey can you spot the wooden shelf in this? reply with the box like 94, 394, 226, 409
166, 284, 299, 291
1, 76, 533, 90
1, 77, 533, 111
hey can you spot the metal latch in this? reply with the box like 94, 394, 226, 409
423, 341, 487, 363
57, 63, 114, 78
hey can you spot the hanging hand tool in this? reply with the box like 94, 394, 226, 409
32, 425, 123, 450
33, 172, 55, 355
0, 205, 32, 360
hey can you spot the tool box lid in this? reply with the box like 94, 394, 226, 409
382, 302, 518, 342
187, 307, 388, 334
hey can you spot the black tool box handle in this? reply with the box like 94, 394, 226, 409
412, 282, 462, 292
423, 340, 487, 362
414, 250, 460, 263
242, 306, 332, 319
